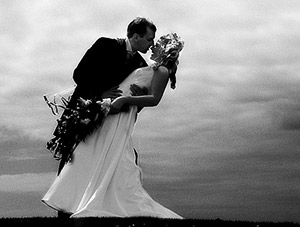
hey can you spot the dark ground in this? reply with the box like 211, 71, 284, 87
0, 217, 299, 227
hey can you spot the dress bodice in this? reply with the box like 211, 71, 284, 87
118, 66, 154, 96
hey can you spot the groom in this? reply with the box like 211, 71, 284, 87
56, 17, 156, 176
55, 17, 156, 218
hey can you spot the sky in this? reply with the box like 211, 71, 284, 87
1, 0, 300, 223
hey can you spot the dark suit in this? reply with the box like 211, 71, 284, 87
56, 37, 147, 175
70, 37, 147, 107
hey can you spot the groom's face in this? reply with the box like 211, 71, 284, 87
136, 27, 155, 54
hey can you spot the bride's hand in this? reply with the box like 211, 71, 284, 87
109, 97, 126, 114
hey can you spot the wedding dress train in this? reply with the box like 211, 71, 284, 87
42, 66, 182, 219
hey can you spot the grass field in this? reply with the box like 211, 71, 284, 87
0, 217, 299, 227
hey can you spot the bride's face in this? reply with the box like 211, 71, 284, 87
150, 43, 162, 61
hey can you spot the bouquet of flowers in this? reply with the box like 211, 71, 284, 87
44, 91, 111, 163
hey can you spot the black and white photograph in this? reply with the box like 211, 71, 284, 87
0, 0, 300, 226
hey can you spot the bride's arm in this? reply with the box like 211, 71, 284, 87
110, 66, 169, 112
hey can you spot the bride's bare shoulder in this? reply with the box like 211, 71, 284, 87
155, 65, 169, 76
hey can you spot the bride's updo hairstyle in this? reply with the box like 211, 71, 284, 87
151, 33, 184, 89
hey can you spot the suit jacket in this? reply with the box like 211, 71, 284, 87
53, 37, 147, 137
53, 37, 147, 174
69, 37, 148, 107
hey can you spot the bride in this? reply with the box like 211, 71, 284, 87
42, 33, 184, 219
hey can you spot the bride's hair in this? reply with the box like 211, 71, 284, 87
151, 33, 184, 89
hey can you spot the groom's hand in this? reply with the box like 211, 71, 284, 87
130, 84, 148, 96
101, 86, 122, 99
130, 84, 147, 114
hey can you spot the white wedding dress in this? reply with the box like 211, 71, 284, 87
41, 66, 182, 219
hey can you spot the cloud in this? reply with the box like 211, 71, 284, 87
1, 0, 300, 223
0, 172, 55, 192
270, 97, 300, 131
141, 146, 300, 221
0, 191, 57, 217
0, 126, 57, 174
0, 125, 45, 159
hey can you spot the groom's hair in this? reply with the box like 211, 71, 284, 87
127, 17, 156, 38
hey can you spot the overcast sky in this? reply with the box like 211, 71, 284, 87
1, 0, 300, 223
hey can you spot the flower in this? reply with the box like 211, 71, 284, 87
44, 94, 111, 162
80, 118, 91, 125
97, 98, 112, 115
150, 32, 184, 67
78, 97, 92, 106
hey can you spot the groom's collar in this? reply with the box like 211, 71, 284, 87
125, 38, 136, 54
